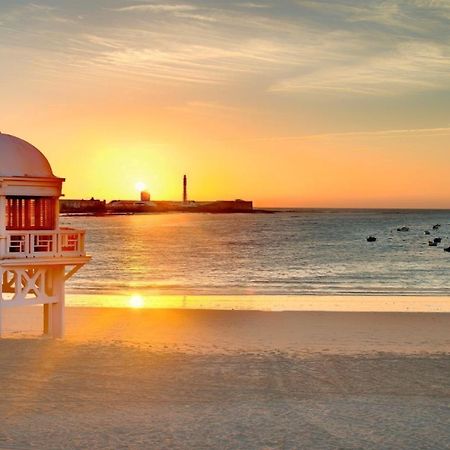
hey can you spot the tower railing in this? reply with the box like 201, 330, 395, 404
0, 227, 86, 259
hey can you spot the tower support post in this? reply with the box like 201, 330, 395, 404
43, 265, 65, 338
43, 303, 50, 335
51, 266, 65, 338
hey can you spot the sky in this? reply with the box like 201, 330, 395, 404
0, 0, 449, 207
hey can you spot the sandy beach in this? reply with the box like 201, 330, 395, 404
1, 306, 449, 449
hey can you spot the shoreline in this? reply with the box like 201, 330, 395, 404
62, 293, 450, 313
60, 209, 273, 216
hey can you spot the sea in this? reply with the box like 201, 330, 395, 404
61, 209, 450, 301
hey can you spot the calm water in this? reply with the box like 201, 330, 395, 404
62, 210, 450, 297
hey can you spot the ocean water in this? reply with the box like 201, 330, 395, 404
61, 210, 450, 297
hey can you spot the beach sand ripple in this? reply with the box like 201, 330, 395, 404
0, 338, 449, 449
1, 308, 449, 449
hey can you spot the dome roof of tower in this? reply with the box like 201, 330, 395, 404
0, 133, 54, 178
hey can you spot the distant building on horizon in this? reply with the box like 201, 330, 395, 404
140, 191, 151, 202
59, 173, 253, 214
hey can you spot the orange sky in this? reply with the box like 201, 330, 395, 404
1, 1, 449, 208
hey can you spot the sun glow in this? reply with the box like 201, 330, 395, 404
129, 294, 144, 308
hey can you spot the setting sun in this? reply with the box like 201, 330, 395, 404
135, 182, 146, 192
129, 294, 144, 309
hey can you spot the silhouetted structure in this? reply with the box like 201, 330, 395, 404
183, 175, 188, 203
60, 198, 106, 214
60, 174, 254, 214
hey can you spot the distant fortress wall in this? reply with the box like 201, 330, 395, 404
193, 200, 253, 212
60, 199, 106, 213
152, 200, 253, 213
108, 200, 156, 213
60, 198, 253, 214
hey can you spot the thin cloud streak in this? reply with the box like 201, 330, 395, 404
238, 2, 272, 8
239, 127, 450, 143
271, 41, 450, 95
113, 4, 197, 12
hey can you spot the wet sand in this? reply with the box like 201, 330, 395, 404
2, 307, 450, 354
1, 307, 449, 449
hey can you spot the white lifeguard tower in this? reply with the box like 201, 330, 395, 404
0, 133, 90, 338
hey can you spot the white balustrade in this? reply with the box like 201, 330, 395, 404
2, 228, 86, 258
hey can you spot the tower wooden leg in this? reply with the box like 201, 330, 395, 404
50, 266, 65, 339
43, 303, 51, 335
51, 301, 64, 338
0, 268, 3, 338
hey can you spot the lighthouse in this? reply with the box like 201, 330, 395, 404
183, 174, 188, 203
0, 133, 90, 338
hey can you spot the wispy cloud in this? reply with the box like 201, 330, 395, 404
0, 0, 449, 97
271, 41, 450, 95
174, 12, 217, 22
238, 2, 272, 8
113, 3, 197, 13
0, 2, 74, 26
244, 127, 450, 143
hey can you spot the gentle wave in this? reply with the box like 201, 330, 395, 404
62, 209, 450, 298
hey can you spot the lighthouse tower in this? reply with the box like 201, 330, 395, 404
0, 134, 90, 338
183, 174, 188, 203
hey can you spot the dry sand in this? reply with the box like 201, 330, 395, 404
0, 307, 449, 449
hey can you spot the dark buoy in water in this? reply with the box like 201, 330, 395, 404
434, 237, 442, 243
429, 240, 438, 247
367, 236, 377, 242
433, 224, 441, 230
444, 247, 450, 253
424, 230, 431, 235
397, 226, 409, 232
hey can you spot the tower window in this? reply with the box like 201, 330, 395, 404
5, 197, 56, 230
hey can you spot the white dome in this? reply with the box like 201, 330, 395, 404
0, 133, 54, 178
